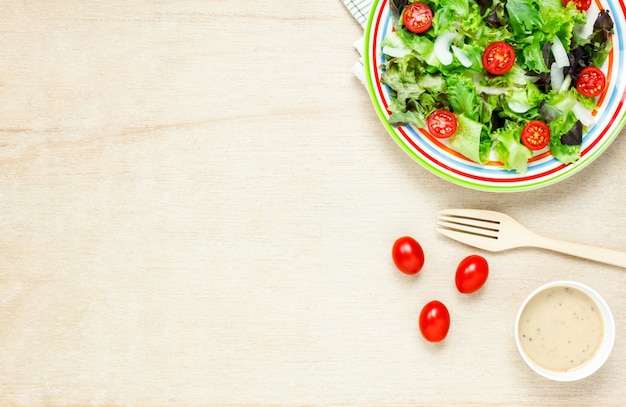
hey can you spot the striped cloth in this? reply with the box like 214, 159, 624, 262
341, 0, 373, 28
341, 0, 372, 85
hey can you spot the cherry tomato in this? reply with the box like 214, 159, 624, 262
419, 300, 450, 342
427, 110, 458, 138
482, 42, 516, 75
402, 2, 433, 34
562, 0, 592, 11
521, 120, 550, 150
455, 255, 489, 294
576, 67, 606, 98
392, 236, 425, 275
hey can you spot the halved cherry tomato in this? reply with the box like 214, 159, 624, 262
427, 110, 458, 138
392, 236, 425, 275
562, 0, 592, 11
482, 42, 516, 75
576, 67, 606, 98
521, 120, 550, 150
455, 255, 489, 294
419, 301, 450, 342
402, 2, 433, 34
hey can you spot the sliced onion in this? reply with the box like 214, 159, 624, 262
475, 81, 508, 95
526, 75, 540, 83
473, 73, 508, 95
480, 87, 509, 95
451, 45, 472, 67
550, 62, 564, 91
551, 36, 570, 68
559, 74, 572, 93
382, 31, 411, 58
382, 46, 411, 58
508, 101, 532, 113
434, 32, 456, 65
572, 102, 596, 127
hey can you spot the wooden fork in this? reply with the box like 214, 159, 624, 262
437, 209, 626, 268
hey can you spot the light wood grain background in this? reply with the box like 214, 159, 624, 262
1, 1, 626, 405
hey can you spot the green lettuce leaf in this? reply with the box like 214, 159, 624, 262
450, 114, 486, 163
381, 53, 448, 126
541, 0, 586, 44
505, 0, 543, 37
492, 120, 533, 173
521, 37, 550, 73
394, 28, 440, 68
445, 73, 479, 120
548, 111, 581, 163
431, 0, 470, 34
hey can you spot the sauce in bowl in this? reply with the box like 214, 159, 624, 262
515, 281, 615, 381
518, 286, 603, 372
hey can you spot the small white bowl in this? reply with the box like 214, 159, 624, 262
515, 280, 615, 381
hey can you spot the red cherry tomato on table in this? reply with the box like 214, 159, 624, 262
392, 236, 425, 275
419, 300, 450, 342
455, 255, 489, 294
521, 120, 551, 150
576, 67, 606, 98
482, 42, 516, 75
427, 110, 458, 138
402, 2, 433, 34
563, 0, 592, 11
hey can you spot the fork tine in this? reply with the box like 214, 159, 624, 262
437, 217, 499, 238
437, 214, 500, 229
437, 209, 502, 238
438, 208, 503, 221
436, 228, 499, 251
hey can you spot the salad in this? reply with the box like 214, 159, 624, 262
380, 0, 614, 173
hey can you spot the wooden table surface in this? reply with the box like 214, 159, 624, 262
2, 1, 626, 405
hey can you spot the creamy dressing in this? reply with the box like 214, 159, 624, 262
518, 286, 604, 372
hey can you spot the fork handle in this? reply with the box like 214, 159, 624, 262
534, 235, 626, 268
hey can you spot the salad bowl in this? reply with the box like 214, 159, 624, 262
364, 0, 626, 191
